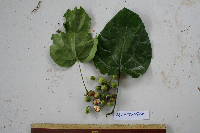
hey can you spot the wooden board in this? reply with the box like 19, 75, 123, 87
31, 123, 166, 133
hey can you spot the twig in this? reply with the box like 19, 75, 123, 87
31, 1, 42, 13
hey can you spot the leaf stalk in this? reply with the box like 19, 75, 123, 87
78, 61, 88, 95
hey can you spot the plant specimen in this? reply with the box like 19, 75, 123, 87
50, 7, 152, 117
50, 6, 98, 95
90, 7, 152, 116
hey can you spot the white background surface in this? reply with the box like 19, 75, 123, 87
0, 0, 200, 133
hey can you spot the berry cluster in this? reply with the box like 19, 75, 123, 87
84, 75, 118, 114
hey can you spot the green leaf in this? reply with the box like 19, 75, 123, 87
50, 6, 98, 67
93, 7, 152, 78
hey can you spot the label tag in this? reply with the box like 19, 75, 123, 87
114, 111, 149, 120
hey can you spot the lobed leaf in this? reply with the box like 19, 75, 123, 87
50, 6, 98, 67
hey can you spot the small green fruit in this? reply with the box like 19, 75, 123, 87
90, 76, 96, 80
98, 77, 105, 85
100, 93, 105, 99
101, 100, 105, 105
106, 81, 110, 85
111, 82, 118, 88
107, 101, 115, 107
88, 90, 94, 96
85, 107, 89, 114
101, 85, 107, 92
94, 91, 100, 98
95, 86, 101, 90
106, 94, 110, 99
113, 75, 117, 80
84, 96, 91, 102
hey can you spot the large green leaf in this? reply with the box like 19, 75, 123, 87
50, 6, 98, 67
93, 7, 152, 78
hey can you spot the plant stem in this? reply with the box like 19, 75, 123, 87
106, 69, 120, 117
117, 68, 120, 93
106, 100, 116, 117
78, 61, 88, 95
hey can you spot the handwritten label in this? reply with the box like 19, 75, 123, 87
114, 111, 149, 120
